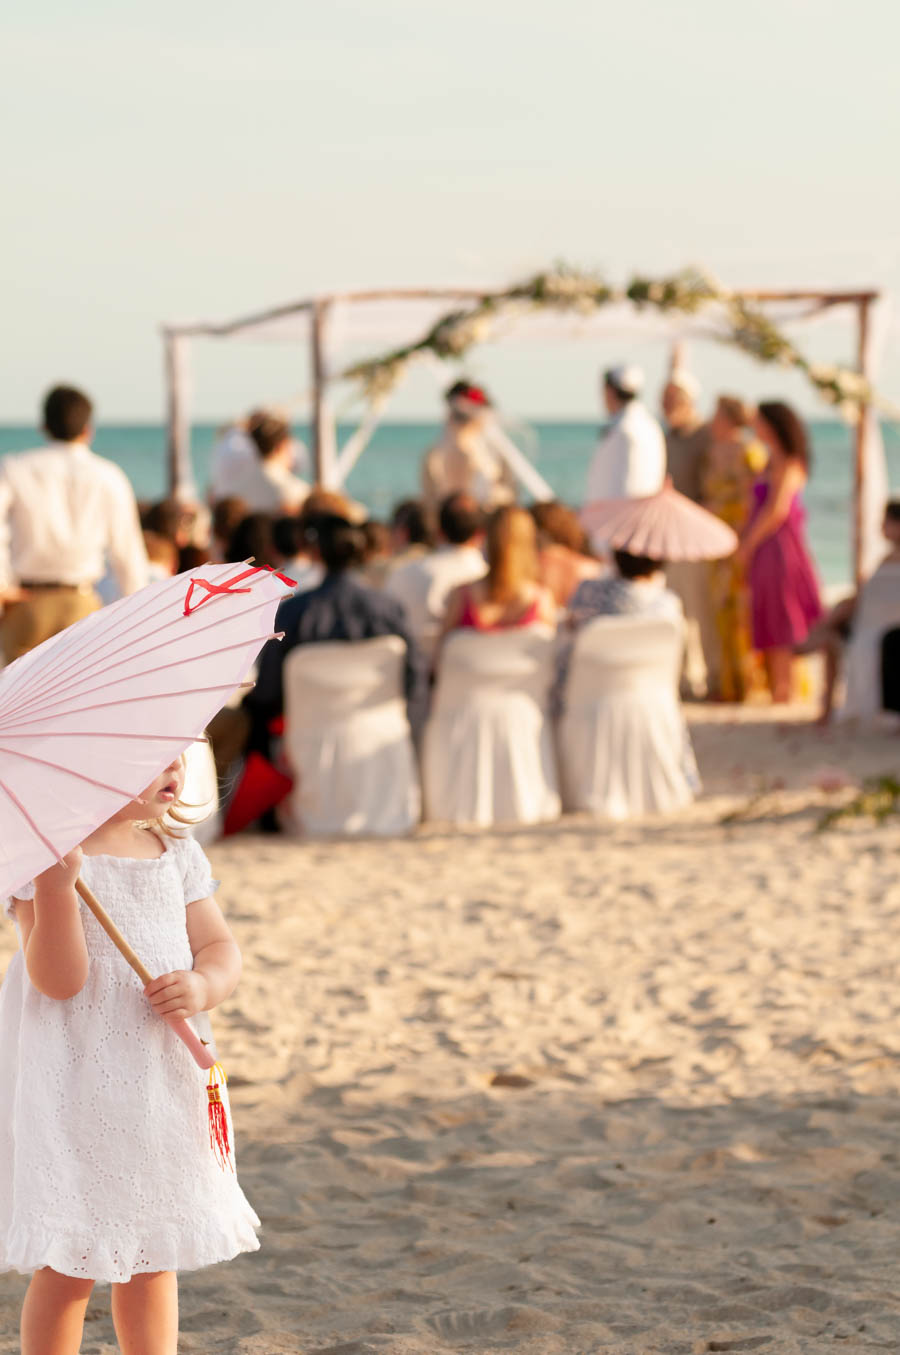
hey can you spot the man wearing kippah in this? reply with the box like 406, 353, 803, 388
586, 364, 666, 505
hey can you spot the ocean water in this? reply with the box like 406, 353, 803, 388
1, 421, 898, 591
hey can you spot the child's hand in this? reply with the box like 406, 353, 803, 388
144, 969, 209, 1020
34, 848, 83, 895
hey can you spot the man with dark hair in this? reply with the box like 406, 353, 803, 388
0, 385, 148, 662
389, 499, 435, 568
247, 514, 429, 743
386, 492, 486, 663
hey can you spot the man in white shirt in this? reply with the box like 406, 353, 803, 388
208, 415, 308, 503
228, 411, 309, 515
585, 365, 667, 503
0, 385, 148, 663
385, 492, 487, 665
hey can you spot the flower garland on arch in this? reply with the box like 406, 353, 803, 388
342, 266, 874, 415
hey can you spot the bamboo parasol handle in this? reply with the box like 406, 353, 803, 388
75, 878, 216, 1071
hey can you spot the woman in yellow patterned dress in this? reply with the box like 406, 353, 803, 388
702, 396, 768, 701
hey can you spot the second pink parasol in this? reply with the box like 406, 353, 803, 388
581, 481, 738, 562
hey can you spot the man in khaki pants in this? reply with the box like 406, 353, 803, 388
0, 386, 148, 664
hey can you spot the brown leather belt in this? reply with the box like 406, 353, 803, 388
19, 581, 92, 591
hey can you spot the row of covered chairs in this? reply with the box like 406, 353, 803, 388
278, 615, 697, 836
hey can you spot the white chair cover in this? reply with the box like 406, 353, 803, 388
840, 560, 900, 721
558, 616, 696, 820
423, 627, 560, 826
282, 637, 420, 837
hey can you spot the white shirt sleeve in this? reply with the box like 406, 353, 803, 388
105, 470, 149, 596
0, 464, 14, 592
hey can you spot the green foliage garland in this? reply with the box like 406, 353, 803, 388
343, 266, 873, 413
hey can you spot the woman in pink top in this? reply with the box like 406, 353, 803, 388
443, 505, 557, 635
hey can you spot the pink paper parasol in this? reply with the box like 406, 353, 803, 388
0, 561, 293, 1068
581, 483, 738, 562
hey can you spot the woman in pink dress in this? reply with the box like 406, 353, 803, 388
737, 401, 822, 702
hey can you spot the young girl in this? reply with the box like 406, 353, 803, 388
0, 756, 259, 1355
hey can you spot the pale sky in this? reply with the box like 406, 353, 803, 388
2, 0, 899, 421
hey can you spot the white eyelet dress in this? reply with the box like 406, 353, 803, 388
0, 834, 260, 1282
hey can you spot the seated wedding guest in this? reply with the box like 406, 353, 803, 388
226, 513, 280, 571
142, 530, 179, 581
386, 492, 487, 663
360, 520, 393, 588
0, 384, 148, 663
442, 505, 556, 636
272, 515, 324, 594
246, 513, 430, 747
568, 550, 683, 628
389, 499, 435, 570
799, 500, 900, 723
229, 411, 310, 515
531, 500, 603, 608
210, 496, 249, 562
553, 549, 685, 726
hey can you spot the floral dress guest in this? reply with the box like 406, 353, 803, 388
702, 396, 768, 701
737, 401, 822, 703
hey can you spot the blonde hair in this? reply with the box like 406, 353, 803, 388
485, 506, 538, 603
140, 752, 211, 838
716, 395, 752, 429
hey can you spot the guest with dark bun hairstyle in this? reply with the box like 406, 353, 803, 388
247, 514, 429, 749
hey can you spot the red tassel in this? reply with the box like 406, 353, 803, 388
207, 1063, 233, 1171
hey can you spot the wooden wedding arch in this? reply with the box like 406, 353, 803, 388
162, 283, 881, 584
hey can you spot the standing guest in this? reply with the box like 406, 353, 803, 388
229, 411, 309, 515
209, 415, 308, 502
388, 499, 435, 570
247, 514, 430, 746
531, 500, 603, 608
0, 385, 148, 664
422, 381, 516, 514
702, 396, 768, 701
442, 505, 556, 635
585, 365, 666, 504
737, 401, 822, 703
386, 492, 487, 663
661, 364, 715, 698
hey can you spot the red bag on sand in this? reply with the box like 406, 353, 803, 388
223, 752, 293, 836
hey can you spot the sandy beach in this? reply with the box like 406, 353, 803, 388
2, 703, 900, 1353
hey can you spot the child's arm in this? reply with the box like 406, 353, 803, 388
144, 896, 241, 1020
15, 850, 90, 1000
